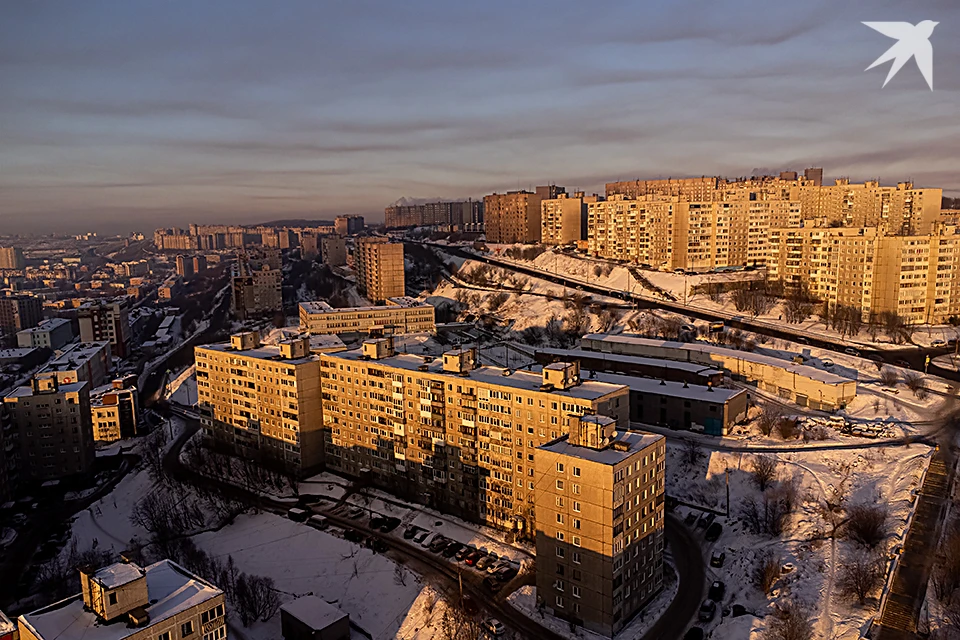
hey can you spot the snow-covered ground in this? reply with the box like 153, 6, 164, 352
473, 245, 960, 349
165, 364, 197, 405
665, 440, 932, 640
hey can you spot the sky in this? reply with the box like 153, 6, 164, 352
1, 0, 958, 234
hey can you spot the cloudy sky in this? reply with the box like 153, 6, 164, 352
1, 0, 958, 234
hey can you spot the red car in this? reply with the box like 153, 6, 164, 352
465, 550, 484, 566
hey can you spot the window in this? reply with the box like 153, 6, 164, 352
202, 628, 226, 640
556, 496, 564, 507
556, 532, 565, 541
573, 536, 581, 547
556, 462, 564, 473
556, 596, 564, 608
556, 546, 565, 557
181, 622, 195, 637
201, 604, 225, 624
573, 551, 582, 564
573, 519, 581, 530
557, 514, 564, 524
573, 501, 581, 512
158, 633, 171, 640
556, 579, 565, 592
556, 479, 564, 490
108, 592, 118, 605
573, 466, 581, 477
572, 585, 581, 598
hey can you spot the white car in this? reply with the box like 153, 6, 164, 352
482, 618, 505, 637
932, 339, 947, 347
419, 533, 439, 548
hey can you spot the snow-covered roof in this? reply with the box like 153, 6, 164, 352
299, 296, 431, 315
589, 371, 744, 403
43, 341, 110, 371
582, 334, 851, 385
327, 349, 627, 401
540, 430, 663, 466
198, 341, 318, 365
17, 318, 70, 334
6, 380, 87, 398
0, 609, 15, 636
280, 595, 348, 631
535, 347, 722, 378
18, 560, 222, 640
91, 562, 143, 589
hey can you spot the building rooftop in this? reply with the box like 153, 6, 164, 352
0, 347, 40, 361
581, 334, 851, 385
17, 318, 70, 335
299, 297, 432, 315
535, 347, 722, 378
198, 341, 317, 366
6, 380, 87, 399
326, 349, 627, 401
18, 561, 221, 640
43, 341, 110, 372
90, 562, 143, 589
280, 595, 347, 631
540, 429, 663, 466
588, 370, 743, 403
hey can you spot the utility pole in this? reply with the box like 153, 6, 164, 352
725, 467, 730, 516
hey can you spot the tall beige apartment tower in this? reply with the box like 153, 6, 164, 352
0, 246, 26, 271
354, 237, 405, 303
3, 375, 95, 481
195, 332, 323, 474
485, 185, 565, 244
535, 416, 666, 637
542, 192, 598, 245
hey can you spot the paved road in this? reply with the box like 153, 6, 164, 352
874, 446, 957, 639
640, 513, 706, 640
422, 242, 960, 382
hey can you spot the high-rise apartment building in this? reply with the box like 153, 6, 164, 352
193, 254, 207, 274
542, 193, 598, 245
301, 232, 320, 260
587, 195, 677, 268
176, 254, 195, 279
484, 186, 565, 244
354, 237, 405, 303
767, 225, 960, 324
535, 416, 665, 637
90, 377, 141, 442
0, 403, 18, 501
231, 261, 283, 321
319, 344, 628, 533
335, 215, 365, 236
299, 297, 435, 336
320, 235, 347, 266
384, 200, 484, 229
0, 247, 26, 271
78, 299, 131, 358
0, 295, 43, 334
3, 375, 95, 481
195, 332, 324, 474
40, 341, 112, 387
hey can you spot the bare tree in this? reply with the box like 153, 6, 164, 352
777, 416, 800, 441
932, 525, 960, 601
741, 480, 798, 537
903, 372, 927, 398
486, 291, 510, 312
598, 308, 621, 333
684, 438, 702, 466
879, 368, 899, 387
838, 550, 884, 605
762, 599, 813, 640
846, 504, 889, 549
754, 550, 782, 595
751, 456, 779, 492
757, 405, 782, 437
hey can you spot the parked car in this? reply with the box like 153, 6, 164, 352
684, 512, 697, 526
483, 576, 504, 593
456, 545, 476, 561
705, 522, 723, 542
488, 560, 509, 574
698, 599, 717, 622
287, 508, 308, 523
708, 580, 726, 602
465, 550, 484, 566
421, 533, 442, 548
475, 555, 495, 571
404, 525, 421, 540
482, 618, 506, 637
844, 347, 861, 357
429, 536, 450, 552
369, 515, 385, 529
365, 538, 388, 553
495, 566, 518, 582
347, 507, 365, 519
710, 551, 726, 568
683, 628, 705, 640
307, 515, 328, 530
441, 542, 464, 558
932, 339, 947, 347
866, 353, 883, 363
896, 359, 912, 368
413, 530, 430, 545
380, 517, 402, 533
696, 512, 714, 529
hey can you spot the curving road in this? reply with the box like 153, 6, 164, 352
164, 408, 706, 640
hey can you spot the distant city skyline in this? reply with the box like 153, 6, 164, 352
2, 0, 958, 234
